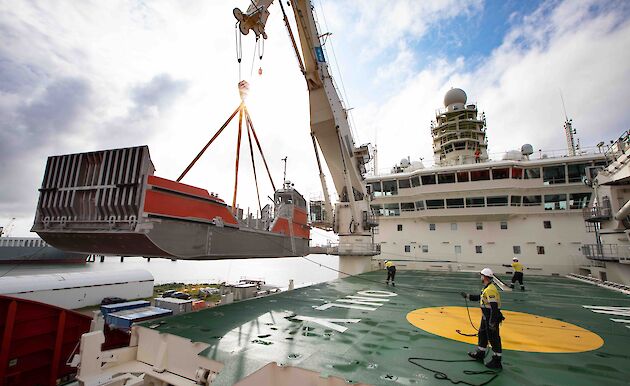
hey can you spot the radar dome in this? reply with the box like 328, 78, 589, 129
400, 158, 410, 167
444, 88, 467, 107
521, 144, 534, 156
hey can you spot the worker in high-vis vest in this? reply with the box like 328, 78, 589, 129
384, 260, 396, 287
503, 257, 525, 291
461, 268, 504, 369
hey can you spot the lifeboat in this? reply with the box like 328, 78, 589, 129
31, 146, 310, 259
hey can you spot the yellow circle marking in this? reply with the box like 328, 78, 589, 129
407, 306, 603, 353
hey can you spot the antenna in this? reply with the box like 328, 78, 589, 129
281, 156, 288, 185
560, 90, 576, 156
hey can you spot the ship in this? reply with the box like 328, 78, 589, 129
0, 235, 87, 264
366, 87, 620, 279
30, 145, 310, 260
12, 0, 630, 384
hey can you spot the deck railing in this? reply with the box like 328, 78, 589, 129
582, 243, 630, 262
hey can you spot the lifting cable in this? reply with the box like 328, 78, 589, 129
246, 116, 263, 215
176, 102, 277, 218
232, 108, 245, 214
244, 107, 276, 191
177, 104, 243, 182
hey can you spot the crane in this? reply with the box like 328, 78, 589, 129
234, 0, 379, 275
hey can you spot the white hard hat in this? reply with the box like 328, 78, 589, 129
513, 257, 519, 261
480, 268, 494, 277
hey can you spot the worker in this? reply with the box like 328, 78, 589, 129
504, 257, 525, 291
461, 268, 504, 369
474, 147, 481, 163
384, 260, 396, 286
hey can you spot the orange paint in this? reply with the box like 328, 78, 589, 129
144, 189, 238, 225
148, 175, 224, 203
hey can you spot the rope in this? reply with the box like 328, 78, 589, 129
244, 108, 276, 191
246, 118, 263, 215
408, 357, 499, 386
232, 108, 244, 214
456, 296, 479, 337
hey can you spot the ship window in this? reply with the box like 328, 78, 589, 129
543, 220, 552, 229
476, 245, 483, 254
438, 173, 456, 184
411, 176, 421, 187
543, 165, 566, 184
398, 179, 411, 189
524, 168, 541, 179
382, 180, 398, 196
455, 245, 462, 254
429, 223, 436, 231
537, 246, 545, 254
370, 204, 383, 216
415, 201, 425, 211
511, 168, 523, 179
476, 222, 483, 230
544, 194, 567, 210
384, 203, 400, 216
569, 193, 591, 209
470, 169, 490, 181
466, 197, 485, 208
523, 195, 542, 206
446, 198, 464, 208
404, 245, 411, 253
369, 182, 383, 197
567, 163, 590, 183
421, 174, 436, 185
513, 245, 521, 254
500, 221, 508, 230
397, 224, 403, 231
454, 142, 466, 151
457, 171, 469, 182
487, 196, 508, 206
492, 168, 509, 180
451, 223, 458, 231
422, 245, 429, 253
511, 196, 522, 206
401, 202, 415, 212
426, 199, 445, 209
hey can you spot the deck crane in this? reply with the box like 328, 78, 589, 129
234, 0, 379, 275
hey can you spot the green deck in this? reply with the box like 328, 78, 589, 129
141, 271, 630, 385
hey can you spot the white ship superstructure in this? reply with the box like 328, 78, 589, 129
367, 88, 609, 276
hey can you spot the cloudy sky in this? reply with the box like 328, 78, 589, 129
1, 0, 629, 237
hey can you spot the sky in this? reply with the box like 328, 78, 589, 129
1, 0, 629, 237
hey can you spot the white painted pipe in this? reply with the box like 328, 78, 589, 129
614, 199, 630, 220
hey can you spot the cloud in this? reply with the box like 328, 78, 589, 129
1, 0, 628, 241
354, 0, 630, 171
130, 73, 189, 112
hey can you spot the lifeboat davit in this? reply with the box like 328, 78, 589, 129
31, 146, 310, 259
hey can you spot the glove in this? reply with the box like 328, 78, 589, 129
460, 292, 468, 299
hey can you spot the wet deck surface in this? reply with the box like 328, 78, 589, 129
141, 270, 630, 385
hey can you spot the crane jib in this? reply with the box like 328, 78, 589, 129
314, 46, 325, 62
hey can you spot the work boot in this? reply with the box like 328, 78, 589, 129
485, 355, 502, 369
386, 281, 389, 286
392, 282, 396, 287
467, 349, 486, 361
521, 286, 525, 291
510, 284, 515, 289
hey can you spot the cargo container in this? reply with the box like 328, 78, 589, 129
100, 300, 150, 317
106, 306, 172, 331
154, 297, 193, 315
